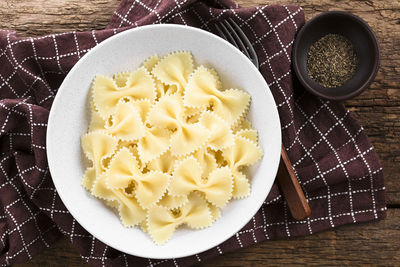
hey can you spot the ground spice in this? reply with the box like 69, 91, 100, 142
307, 34, 358, 88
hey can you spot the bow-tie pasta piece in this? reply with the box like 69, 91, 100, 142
155, 81, 166, 99
107, 147, 170, 209
92, 67, 156, 119
152, 51, 194, 94
131, 99, 153, 123
157, 82, 178, 99
147, 192, 212, 244
235, 128, 258, 143
92, 173, 117, 201
106, 199, 120, 209
91, 174, 147, 227
82, 168, 96, 193
222, 134, 263, 198
143, 55, 175, 98
176, 193, 213, 230
146, 94, 209, 156
104, 102, 145, 141
208, 202, 221, 223
134, 170, 171, 208
158, 191, 188, 209
207, 149, 226, 168
143, 54, 160, 72
185, 105, 205, 123
147, 150, 176, 174
106, 147, 141, 188
146, 94, 183, 130
115, 190, 147, 227
152, 80, 179, 99
81, 132, 118, 191
169, 157, 233, 208
169, 117, 210, 156
233, 118, 252, 133
186, 112, 202, 124
184, 66, 250, 126
88, 102, 105, 132
137, 126, 171, 164
199, 111, 233, 150
116, 141, 144, 169
192, 146, 218, 178
113, 72, 130, 87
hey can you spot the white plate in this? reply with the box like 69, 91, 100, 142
47, 24, 281, 259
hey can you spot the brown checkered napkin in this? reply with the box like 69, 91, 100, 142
0, 0, 386, 266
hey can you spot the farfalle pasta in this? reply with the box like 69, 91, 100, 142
184, 66, 250, 126
81, 51, 263, 244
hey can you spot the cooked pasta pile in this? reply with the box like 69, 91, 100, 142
81, 51, 263, 244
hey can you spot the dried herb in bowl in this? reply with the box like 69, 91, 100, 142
307, 34, 358, 88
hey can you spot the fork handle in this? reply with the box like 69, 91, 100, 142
277, 145, 311, 220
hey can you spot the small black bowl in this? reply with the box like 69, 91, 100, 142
293, 11, 380, 101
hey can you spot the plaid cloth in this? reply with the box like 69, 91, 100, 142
0, 0, 386, 266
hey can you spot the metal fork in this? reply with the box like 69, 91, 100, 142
215, 18, 311, 220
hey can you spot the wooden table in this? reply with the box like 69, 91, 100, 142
3, 0, 398, 265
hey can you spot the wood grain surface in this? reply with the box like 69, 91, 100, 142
3, 0, 399, 266
14, 209, 400, 266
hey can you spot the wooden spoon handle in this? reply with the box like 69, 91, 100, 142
277, 145, 311, 220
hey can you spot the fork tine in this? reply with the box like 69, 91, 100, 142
217, 22, 240, 50
228, 18, 259, 68
222, 20, 251, 59
215, 24, 228, 41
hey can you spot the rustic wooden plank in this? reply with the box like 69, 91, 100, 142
0, 0, 398, 204
14, 208, 400, 266
0, 0, 120, 35
2, 0, 399, 266
203, 209, 400, 266
13, 238, 87, 267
